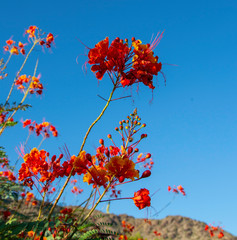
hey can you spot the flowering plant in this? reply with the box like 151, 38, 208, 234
0, 26, 200, 240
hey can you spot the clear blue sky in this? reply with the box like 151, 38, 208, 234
1, 0, 237, 236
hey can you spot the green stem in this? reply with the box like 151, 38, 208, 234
65, 177, 114, 240
0, 53, 12, 73
5, 40, 38, 105
37, 190, 46, 220
46, 79, 119, 222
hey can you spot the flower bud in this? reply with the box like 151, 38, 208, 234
127, 146, 133, 155
51, 155, 56, 162
59, 154, 64, 160
142, 123, 146, 127
119, 176, 125, 183
120, 125, 123, 130
105, 149, 110, 158
141, 170, 151, 178
86, 153, 92, 162
115, 127, 119, 131
134, 148, 139, 152
131, 37, 135, 42
107, 134, 112, 139
146, 153, 151, 159
141, 134, 147, 139
99, 139, 104, 145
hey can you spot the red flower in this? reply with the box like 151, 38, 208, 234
23, 119, 31, 127
133, 188, 151, 210
177, 185, 186, 196
46, 33, 54, 44
2, 210, 11, 220
218, 232, 224, 238
6, 39, 14, 45
26, 26, 37, 38
209, 230, 214, 237
88, 36, 162, 90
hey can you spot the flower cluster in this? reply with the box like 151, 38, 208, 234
18, 148, 92, 191
71, 179, 83, 194
18, 148, 63, 189
0, 156, 16, 181
3, 39, 26, 55
168, 185, 186, 196
121, 220, 135, 233
25, 26, 55, 48
83, 111, 151, 190
15, 75, 43, 95
0, 169, 16, 181
205, 224, 224, 238
88, 34, 163, 89
23, 119, 58, 137
0, 110, 13, 125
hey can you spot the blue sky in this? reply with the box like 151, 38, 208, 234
1, 0, 237, 236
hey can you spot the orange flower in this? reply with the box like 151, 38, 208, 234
105, 156, 139, 180
26, 192, 34, 202
177, 185, 186, 196
209, 230, 214, 237
83, 165, 108, 187
133, 188, 151, 210
10, 46, 19, 55
218, 232, 224, 238
26, 26, 37, 38
46, 33, 54, 43
32, 200, 37, 206
23, 119, 31, 127
28, 231, 34, 237
18, 41, 24, 48
6, 39, 14, 45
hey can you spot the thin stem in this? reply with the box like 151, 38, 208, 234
37, 136, 46, 149
0, 59, 39, 137
46, 79, 119, 222
100, 196, 132, 203
14, 132, 31, 167
37, 190, 46, 220
0, 53, 12, 73
5, 40, 38, 105
65, 177, 114, 240
78, 80, 119, 155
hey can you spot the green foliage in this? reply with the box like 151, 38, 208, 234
0, 219, 47, 239
0, 147, 23, 203
0, 178, 23, 202
0, 146, 7, 159
0, 102, 31, 113
77, 228, 99, 240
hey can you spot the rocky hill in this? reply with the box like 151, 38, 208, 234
2, 200, 236, 240
91, 211, 237, 240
